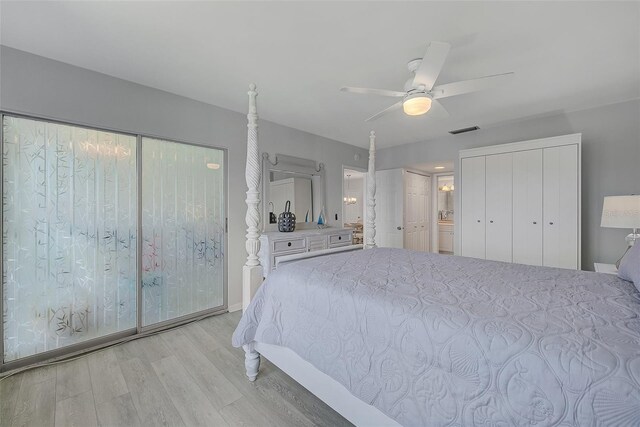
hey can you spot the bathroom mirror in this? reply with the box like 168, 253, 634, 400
262, 153, 325, 231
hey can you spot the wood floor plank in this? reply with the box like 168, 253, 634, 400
56, 357, 92, 402
55, 390, 98, 427
112, 334, 172, 363
180, 321, 223, 354
152, 355, 228, 427
207, 347, 311, 427
95, 393, 141, 427
11, 377, 56, 427
0, 374, 23, 426
219, 396, 280, 427
20, 364, 56, 387
120, 357, 184, 427
87, 348, 129, 404
159, 329, 242, 410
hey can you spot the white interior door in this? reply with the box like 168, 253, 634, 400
485, 153, 513, 262
513, 149, 543, 266
543, 145, 579, 269
404, 172, 430, 251
461, 156, 486, 258
376, 169, 404, 248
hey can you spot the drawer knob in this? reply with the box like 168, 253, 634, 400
490, 220, 494, 223
533, 221, 537, 224
549, 222, 554, 225
338, 236, 342, 240
287, 242, 292, 247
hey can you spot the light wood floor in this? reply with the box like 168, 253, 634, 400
0, 311, 351, 427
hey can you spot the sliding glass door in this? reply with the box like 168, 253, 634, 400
2, 116, 138, 362
141, 138, 226, 327
1, 115, 226, 366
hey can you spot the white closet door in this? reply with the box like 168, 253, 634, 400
512, 150, 543, 266
404, 172, 430, 251
543, 145, 579, 269
376, 169, 404, 248
461, 156, 486, 258
485, 153, 513, 262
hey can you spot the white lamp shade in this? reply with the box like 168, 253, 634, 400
601, 195, 640, 228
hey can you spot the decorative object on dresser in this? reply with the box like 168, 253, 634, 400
459, 133, 581, 269
277, 200, 296, 232
601, 194, 640, 267
258, 228, 354, 277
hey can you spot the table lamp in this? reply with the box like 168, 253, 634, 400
601, 195, 640, 267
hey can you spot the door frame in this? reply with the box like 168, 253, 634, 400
0, 111, 229, 372
432, 172, 455, 254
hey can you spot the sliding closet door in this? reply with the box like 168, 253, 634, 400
2, 116, 137, 362
460, 156, 486, 258
141, 138, 225, 327
485, 153, 513, 262
543, 145, 579, 269
513, 150, 543, 266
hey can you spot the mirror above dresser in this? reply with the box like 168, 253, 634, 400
262, 153, 325, 231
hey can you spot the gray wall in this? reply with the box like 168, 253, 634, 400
0, 46, 369, 310
378, 99, 640, 270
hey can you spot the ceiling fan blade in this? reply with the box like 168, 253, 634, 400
340, 87, 406, 97
431, 72, 514, 99
365, 101, 403, 122
412, 41, 451, 90
427, 99, 450, 119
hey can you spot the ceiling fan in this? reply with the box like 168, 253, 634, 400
340, 41, 514, 122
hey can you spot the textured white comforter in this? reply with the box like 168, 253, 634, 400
232, 248, 640, 426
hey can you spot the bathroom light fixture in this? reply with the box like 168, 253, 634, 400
402, 93, 432, 116
434, 166, 445, 170
206, 163, 220, 170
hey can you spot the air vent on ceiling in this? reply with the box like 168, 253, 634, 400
449, 126, 480, 135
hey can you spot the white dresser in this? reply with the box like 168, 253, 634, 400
259, 228, 354, 277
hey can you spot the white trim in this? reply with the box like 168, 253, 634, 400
459, 133, 582, 158
228, 303, 243, 313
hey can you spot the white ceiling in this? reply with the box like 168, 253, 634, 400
1, 1, 639, 149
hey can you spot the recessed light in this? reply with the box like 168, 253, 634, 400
206, 163, 220, 170
434, 166, 445, 170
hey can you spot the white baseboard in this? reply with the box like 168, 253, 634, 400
228, 302, 243, 313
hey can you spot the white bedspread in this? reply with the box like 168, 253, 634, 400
232, 248, 640, 426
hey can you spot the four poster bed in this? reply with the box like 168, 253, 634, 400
233, 84, 640, 426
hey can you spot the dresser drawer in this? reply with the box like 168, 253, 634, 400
329, 233, 351, 245
273, 238, 306, 252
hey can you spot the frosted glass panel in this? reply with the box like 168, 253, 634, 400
2, 116, 137, 361
141, 138, 225, 326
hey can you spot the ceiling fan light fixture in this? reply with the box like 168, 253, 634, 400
403, 93, 432, 116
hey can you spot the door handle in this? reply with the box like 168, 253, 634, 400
489, 220, 494, 223
533, 221, 537, 224
549, 222, 554, 225
397, 226, 402, 230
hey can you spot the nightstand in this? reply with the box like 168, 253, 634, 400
594, 263, 618, 275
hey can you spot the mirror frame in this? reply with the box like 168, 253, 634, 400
262, 153, 325, 232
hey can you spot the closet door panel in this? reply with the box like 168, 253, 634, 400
543, 145, 579, 269
512, 150, 543, 266
461, 156, 486, 258
485, 153, 513, 262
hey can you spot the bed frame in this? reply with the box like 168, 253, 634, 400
240, 84, 398, 426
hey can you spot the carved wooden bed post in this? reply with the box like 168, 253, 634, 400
365, 130, 377, 249
243, 83, 262, 381
243, 83, 263, 312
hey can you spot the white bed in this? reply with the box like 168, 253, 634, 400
235, 84, 640, 427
